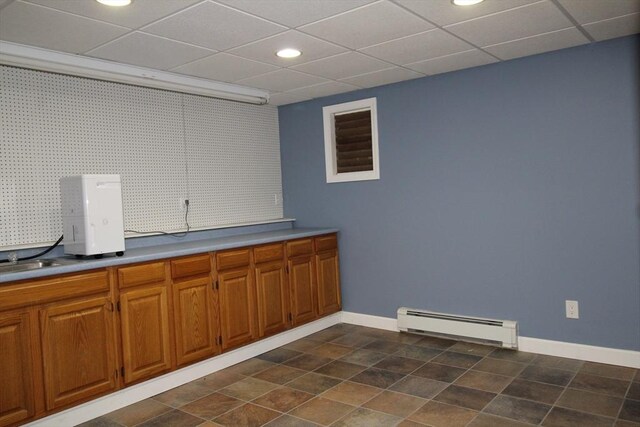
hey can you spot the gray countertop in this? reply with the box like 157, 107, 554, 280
0, 227, 338, 284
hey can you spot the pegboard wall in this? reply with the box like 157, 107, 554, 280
0, 65, 283, 249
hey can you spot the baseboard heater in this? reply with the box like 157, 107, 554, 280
397, 307, 518, 349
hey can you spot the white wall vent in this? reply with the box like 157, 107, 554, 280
397, 307, 518, 349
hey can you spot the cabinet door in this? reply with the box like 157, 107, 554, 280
255, 261, 289, 338
120, 286, 172, 384
218, 268, 257, 351
316, 250, 341, 316
288, 255, 317, 325
0, 311, 35, 427
173, 276, 218, 367
40, 297, 117, 411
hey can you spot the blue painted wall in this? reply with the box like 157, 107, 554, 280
279, 36, 640, 351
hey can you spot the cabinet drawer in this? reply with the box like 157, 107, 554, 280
287, 239, 313, 258
118, 261, 166, 289
254, 243, 284, 264
171, 255, 211, 280
315, 234, 337, 252
216, 248, 250, 270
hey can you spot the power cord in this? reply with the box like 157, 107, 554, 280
125, 199, 191, 238
0, 234, 64, 263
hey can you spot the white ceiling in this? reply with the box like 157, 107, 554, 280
0, 0, 638, 105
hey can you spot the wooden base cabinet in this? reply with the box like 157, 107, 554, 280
288, 253, 317, 326
217, 266, 257, 351
0, 311, 36, 427
315, 235, 341, 316
255, 260, 289, 338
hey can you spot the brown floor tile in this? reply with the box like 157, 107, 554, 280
542, 407, 614, 427
570, 373, 630, 397
468, 413, 534, 426
314, 360, 364, 379
628, 382, 640, 400
615, 420, 640, 427
137, 410, 203, 427
307, 328, 346, 342
363, 339, 408, 354
397, 420, 427, 427
251, 387, 314, 412
329, 332, 376, 348
180, 392, 244, 419
196, 421, 221, 427
434, 384, 496, 411
488, 348, 537, 364
394, 345, 443, 362
153, 382, 215, 407
432, 351, 483, 369
531, 354, 584, 372
349, 367, 405, 389
321, 381, 381, 406
394, 332, 425, 345
455, 370, 513, 393
289, 397, 354, 425
286, 372, 341, 394
282, 338, 322, 352
449, 341, 496, 357
556, 388, 623, 417
413, 362, 467, 382
77, 417, 123, 427
518, 365, 574, 386
414, 335, 457, 350
224, 358, 275, 376
338, 348, 388, 366
484, 395, 551, 424
333, 407, 401, 427
196, 371, 246, 391
306, 342, 353, 359
408, 401, 477, 427
105, 399, 172, 426
580, 362, 637, 381
635, 371, 640, 382
263, 414, 318, 427
256, 348, 302, 364
283, 354, 333, 371
253, 365, 306, 385
220, 377, 278, 401
213, 403, 280, 427
373, 355, 424, 374
620, 399, 640, 423
389, 375, 448, 399
502, 378, 564, 405
363, 390, 426, 417
474, 358, 527, 377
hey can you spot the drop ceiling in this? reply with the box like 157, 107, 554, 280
0, 0, 638, 105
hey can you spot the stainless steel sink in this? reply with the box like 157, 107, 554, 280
0, 258, 79, 274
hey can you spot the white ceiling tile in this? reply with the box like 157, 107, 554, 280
291, 51, 391, 80
405, 49, 498, 75
360, 29, 473, 65
299, 1, 434, 49
23, 0, 201, 29
557, 0, 640, 25
340, 67, 423, 88
142, 1, 286, 50
484, 27, 588, 60
215, 0, 374, 27
268, 92, 312, 106
235, 69, 328, 92
227, 30, 347, 66
583, 12, 640, 41
396, 0, 538, 26
171, 53, 278, 82
87, 32, 214, 70
283, 81, 360, 99
0, 1, 129, 53
445, 1, 573, 47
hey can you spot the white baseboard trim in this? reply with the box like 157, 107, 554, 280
340, 311, 640, 369
28, 313, 341, 427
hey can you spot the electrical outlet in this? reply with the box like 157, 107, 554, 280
566, 300, 579, 319
178, 198, 188, 210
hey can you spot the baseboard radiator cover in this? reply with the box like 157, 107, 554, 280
397, 307, 518, 349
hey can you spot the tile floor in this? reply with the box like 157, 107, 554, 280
81, 324, 640, 427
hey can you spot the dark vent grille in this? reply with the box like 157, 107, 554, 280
406, 310, 504, 327
334, 110, 373, 173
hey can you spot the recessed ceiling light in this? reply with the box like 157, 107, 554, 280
96, 0, 132, 6
276, 48, 302, 59
452, 0, 484, 5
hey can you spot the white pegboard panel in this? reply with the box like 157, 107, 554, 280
0, 65, 283, 249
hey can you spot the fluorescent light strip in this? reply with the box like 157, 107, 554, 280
0, 42, 269, 105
